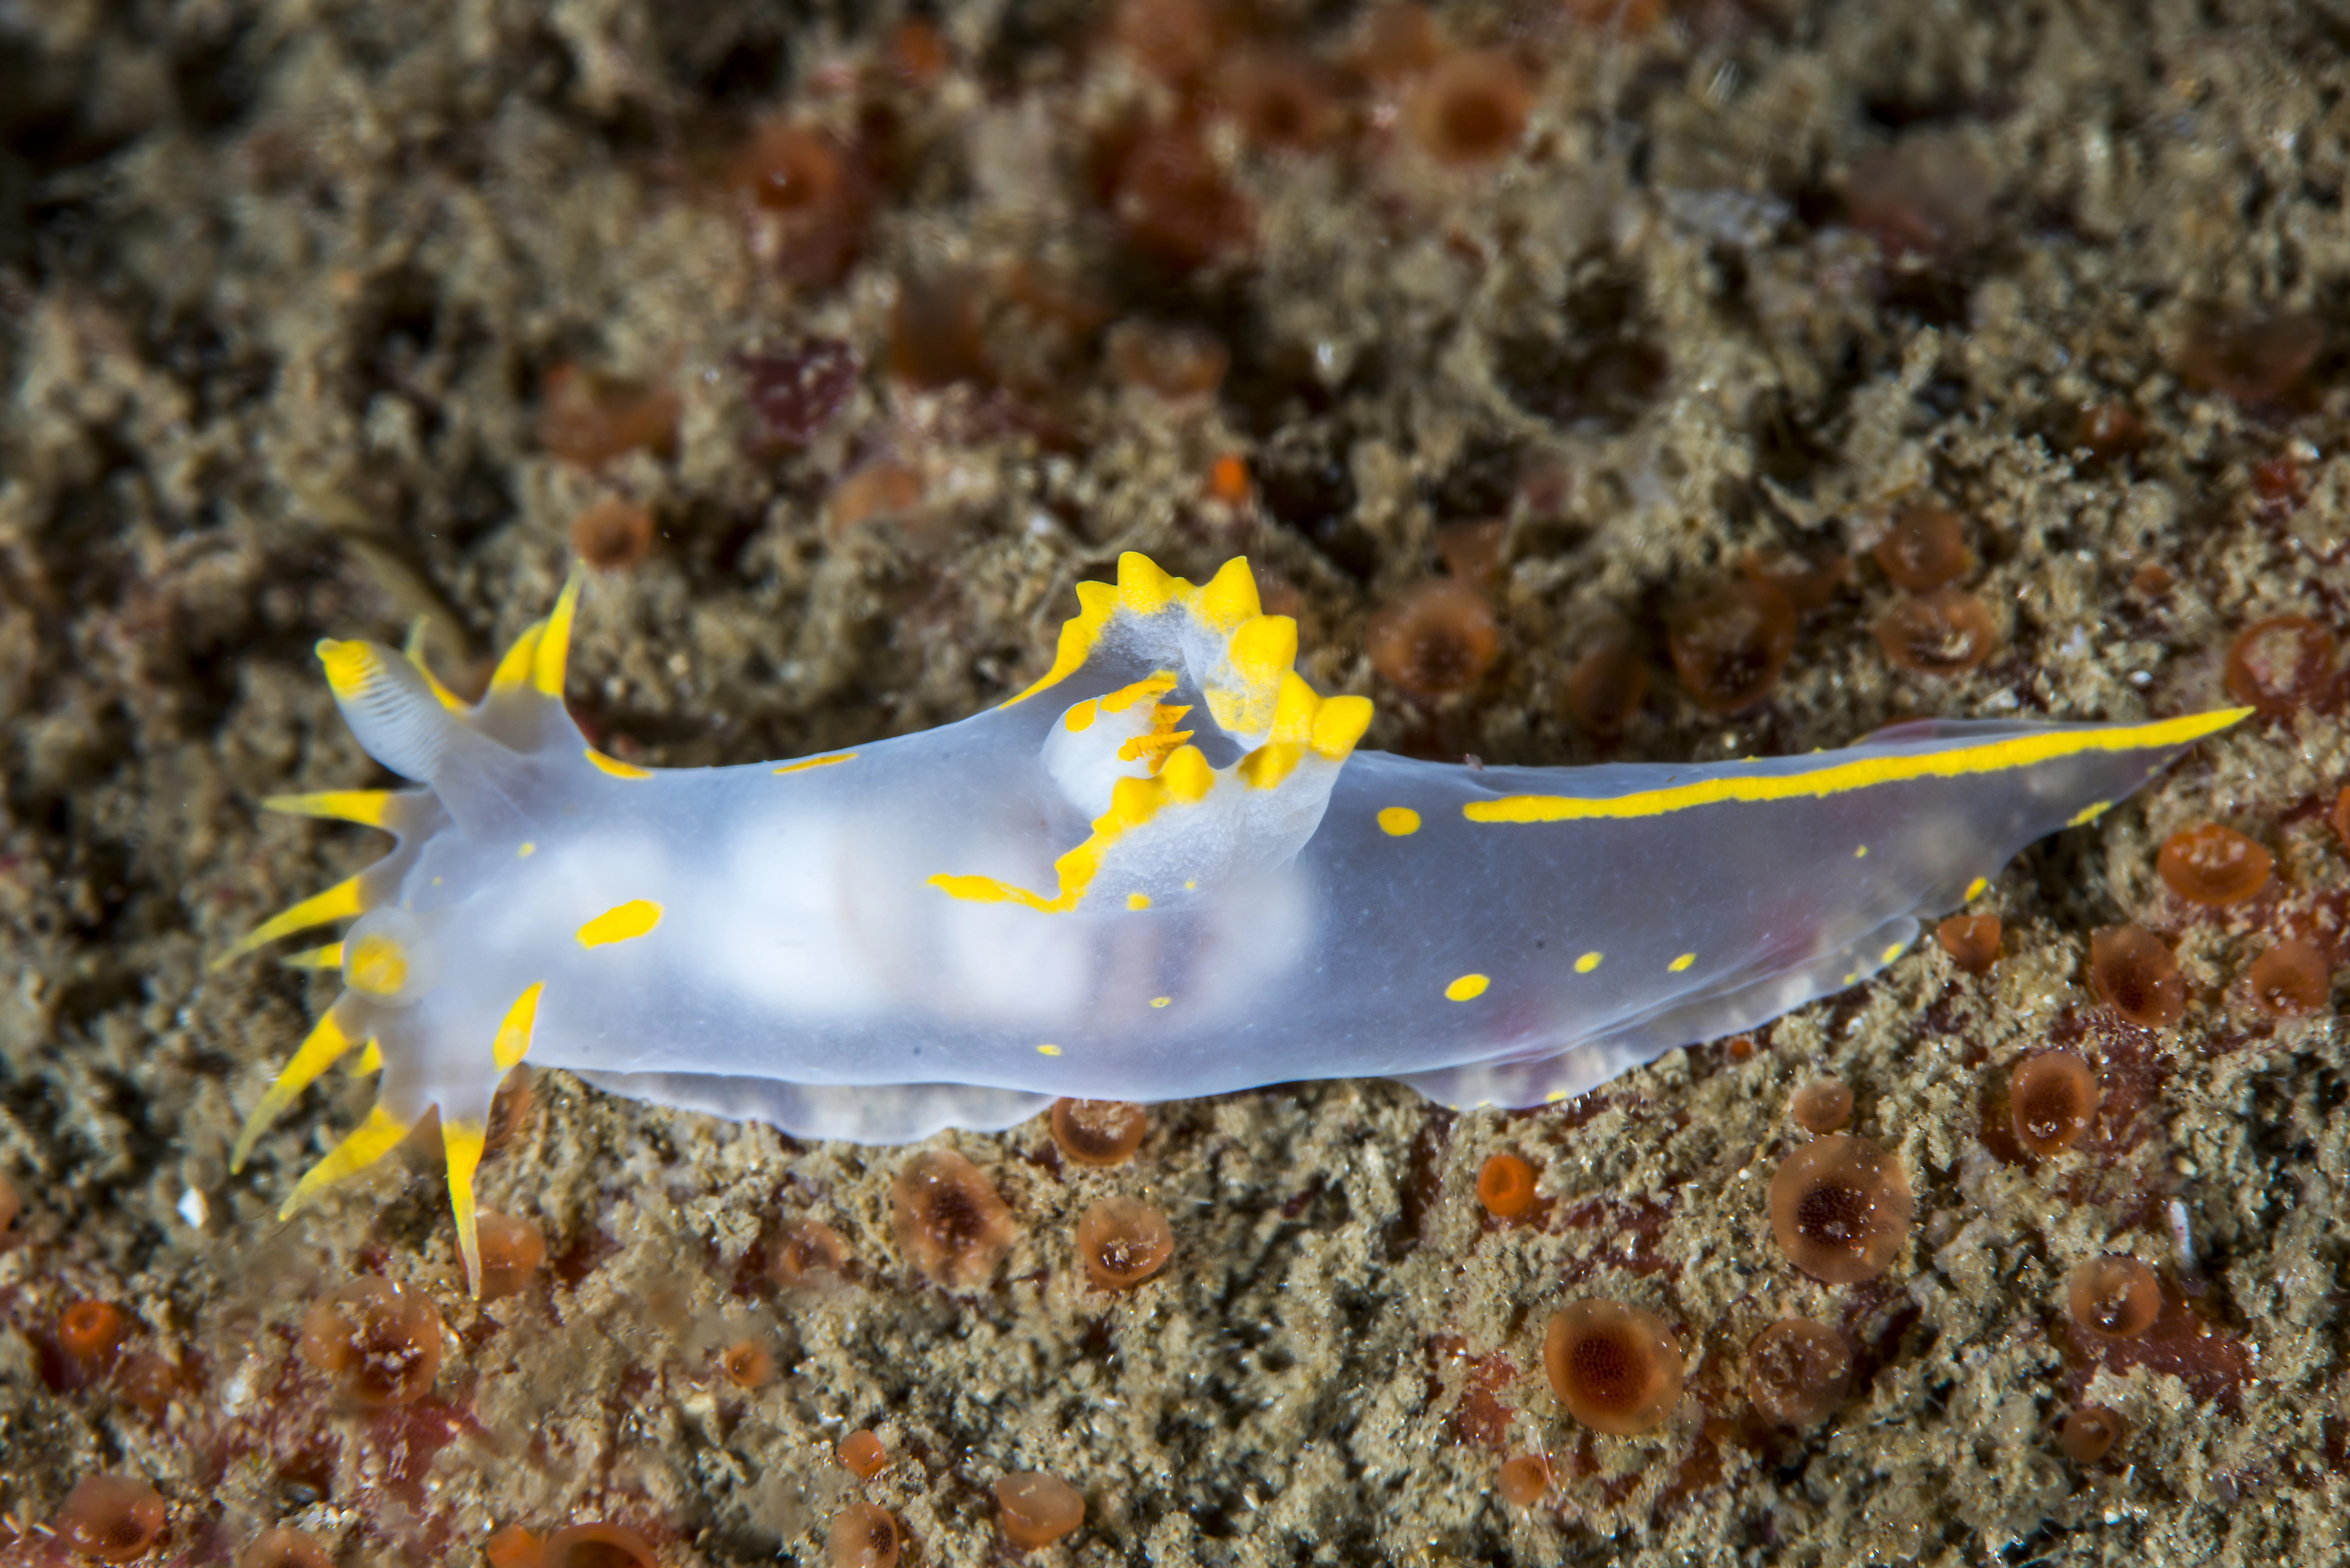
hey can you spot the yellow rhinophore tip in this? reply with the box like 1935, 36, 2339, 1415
346, 931, 408, 996
230, 1007, 365, 1172
315, 639, 380, 701
1195, 557, 1261, 631
443, 1116, 488, 1297
212, 874, 368, 969
492, 982, 544, 1070
279, 1103, 413, 1219
532, 564, 587, 699
261, 790, 399, 829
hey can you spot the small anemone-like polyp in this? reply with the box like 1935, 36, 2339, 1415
2008, 1050, 2099, 1157
1768, 1133, 1913, 1285
1666, 580, 1797, 714
299, 1278, 442, 1407
570, 499, 656, 573
1365, 578, 1500, 699
2156, 823, 2274, 905
2224, 615, 2335, 715
1476, 1152, 1538, 1217
829, 1501, 900, 1568
1564, 635, 1649, 735
1496, 1452, 1551, 1506
837, 1429, 889, 1479
1049, 1098, 1148, 1166
996, 1471, 1086, 1550
240, 1526, 335, 1568
542, 1523, 657, 1568
1877, 588, 1997, 676
891, 1151, 1020, 1289
1745, 1318, 1854, 1428
1788, 1080, 1854, 1136
1543, 1298, 1684, 1436
1936, 912, 2001, 975
770, 1218, 851, 1287
720, 1339, 776, 1390
2247, 938, 2331, 1015
1872, 504, 1971, 592
2067, 1254, 2162, 1344
58, 1299, 127, 1372
1405, 50, 1531, 167
2059, 1404, 2130, 1464
1076, 1196, 1174, 1288
2089, 924, 2187, 1028
57, 1475, 167, 1565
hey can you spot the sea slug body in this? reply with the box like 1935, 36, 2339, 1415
219, 553, 2244, 1291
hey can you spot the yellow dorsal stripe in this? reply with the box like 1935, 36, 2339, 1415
229, 1008, 363, 1172
279, 1103, 412, 1218
577, 900, 663, 947
281, 942, 345, 972
492, 983, 544, 1070
261, 791, 399, 829
773, 753, 857, 775
488, 620, 545, 696
443, 1117, 488, 1297
585, 748, 653, 780
1464, 710, 2252, 825
532, 565, 586, 698
212, 875, 368, 968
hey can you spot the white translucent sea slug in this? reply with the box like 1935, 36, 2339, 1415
220, 552, 2243, 1290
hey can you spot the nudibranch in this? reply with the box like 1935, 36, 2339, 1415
219, 552, 2245, 1291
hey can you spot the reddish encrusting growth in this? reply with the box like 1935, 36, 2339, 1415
2224, 616, 2334, 715
740, 340, 860, 447
1429, 1335, 1517, 1448
298, 1278, 442, 1407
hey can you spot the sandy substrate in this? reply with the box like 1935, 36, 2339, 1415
2, 0, 2348, 1562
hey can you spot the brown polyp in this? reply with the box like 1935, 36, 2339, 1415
1665, 581, 1797, 713
891, 1151, 1019, 1289
1543, 1299, 1684, 1435
1742, 547, 1850, 612
770, 1219, 851, 1287
476, 1211, 546, 1300
2090, 925, 2187, 1028
1788, 1080, 1854, 1136
837, 1429, 889, 1480
2224, 616, 2335, 714
827, 459, 927, 535
2253, 455, 2307, 510
541, 1522, 657, 1568
114, 1352, 179, 1417
1109, 124, 1256, 272
1745, 1318, 1854, 1427
1106, 320, 1229, 403
2247, 939, 2330, 1016
1218, 52, 1338, 152
2008, 1051, 2099, 1156
1110, 0, 1221, 86
483, 1525, 541, 1568
2175, 307, 2323, 406
1476, 1153, 1538, 1218
298, 1278, 443, 1407
2156, 823, 2274, 905
240, 1526, 335, 1568
888, 270, 990, 390
1936, 913, 2001, 975
537, 365, 681, 471
2334, 785, 2350, 851
1495, 1453, 1551, 1506
0, 1170, 17, 1233
1356, 2, 1442, 80
1076, 1196, 1174, 1289
722, 121, 869, 288
1840, 139, 1993, 259
1767, 1133, 1913, 1285
2067, 1254, 2162, 1343
570, 499, 655, 573
58, 1299, 127, 1370
1049, 1099, 1148, 1166
1876, 588, 1997, 676
57, 1475, 167, 1564
1365, 578, 1499, 699
720, 1339, 776, 1389
2072, 402, 2146, 459
1406, 51, 1530, 167
884, 19, 949, 86
1435, 521, 1507, 592
995, 1472, 1085, 1550
2131, 563, 2172, 597
485, 1065, 535, 1151
1872, 505, 1971, 592
828, 1502, 899, 1568
2058, 1404, 2130, 1464
1565, 637, 1649, 735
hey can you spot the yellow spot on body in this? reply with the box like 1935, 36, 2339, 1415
346, 933, 408, 996
1099, 673, 1179, 713
1546, 1090, 1568, 1104
1669, 952, 1696, 972
1842, 971, 1860, 985
1881, 943, 1905, 964
774, 753, 857, 775
585, 748, 653, 780
1462, 710, 2254, 825
577, 899, 663, 947
1855, 845, 1869, 858
1128, 892, 1152, 910
1064, 700, 1100, 733
1575, 952, 1603, 973
1964, 876, 1989, 901
1151, 996, 1171, 1009
1037, 1043, 1062, 1057
2068, 800, 2112, 827
493, 983, 543, 1071
1445, 973, 1490, 1001
1185, 879, 1198, 890
1378, 806, 1422, 836
517, 841, 536, 858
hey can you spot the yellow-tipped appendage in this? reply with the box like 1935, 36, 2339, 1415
443, 1117, 488, 1296
261, 791, 400, 829
230, 1007, 367, 1172
210, 875, 368, 970
278, 1103, 412, 1219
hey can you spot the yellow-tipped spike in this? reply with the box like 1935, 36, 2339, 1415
402, 619, 466, 713
260, 791, 399, 829
531, 565, 586, 699
211, 875, 367, 969
487, 621, 545, 696
281, 942, 345, 971
1195, 557, 1262, 631
352, 1040, 383, 1074
443, 1117, 488, 1297
492, 982, 544, 1071
279, 1104, 413, 1218
316, 638, 382, 702
229, 1008, 363, 1172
